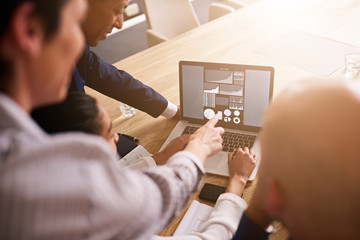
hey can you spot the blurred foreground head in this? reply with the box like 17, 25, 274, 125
0, 0, 87, 111
258, 79, 360, 240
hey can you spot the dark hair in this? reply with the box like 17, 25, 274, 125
31, 92, 103, 136
1, 0, 69, 39
1, 0, 69, 90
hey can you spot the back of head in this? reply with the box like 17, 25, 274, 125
32, 92, 102, 135
259, 79, 360, 239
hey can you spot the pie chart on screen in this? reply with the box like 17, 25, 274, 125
204, 109, 215, 119
224, 116, 231, 122
224, 109, 231, 116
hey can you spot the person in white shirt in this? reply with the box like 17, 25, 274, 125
0, 0, 225, 239
32, 92, 258, 240
152, 146, 257, 240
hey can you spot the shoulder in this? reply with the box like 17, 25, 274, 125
0, 131, 120, 194
35, 132, 116, 162
1, 130, 117, 167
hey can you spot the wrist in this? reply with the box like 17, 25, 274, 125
152, 152, 166, 165
184, 140, 207, 164
226, 175, 247, 196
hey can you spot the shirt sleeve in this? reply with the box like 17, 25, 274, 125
83, 46, 169, 117
150, 193, 248, 240
1, 132, 205, 240
161, 101, 178, 119
91, 149, 205, 240
125, 156, 157, 170
117, 151, 205, 239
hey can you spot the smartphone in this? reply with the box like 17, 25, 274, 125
199, 183, 226, 203
116, 133, 138, 158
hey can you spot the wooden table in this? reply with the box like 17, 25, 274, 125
87, 0, 360, 239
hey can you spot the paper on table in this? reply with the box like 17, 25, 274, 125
173, 200, 213, 236
256, 31, 355, 77
118, 145, 152, 168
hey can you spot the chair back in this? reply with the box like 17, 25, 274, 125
142, 0, 200, 39
208, 3, 235, 21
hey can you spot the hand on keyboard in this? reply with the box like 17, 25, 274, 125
182, 126, 256, 153
226, 147, 257, 196
185, 114, 224, 163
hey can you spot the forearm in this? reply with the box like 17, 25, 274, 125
184, 140, 208, 164
87, 69, 168, 117
142, 151, 205, 224
195, 193, 248, 239
104, 151, 205, 239
84, 49, 169, 117
226, 175, 247, 197
150, 193, 248, 240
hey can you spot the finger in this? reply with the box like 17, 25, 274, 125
204, 114, 219, 127
235, 147, 242, 155
216, 126, 225, 136
243, 147, 250, 154
250, 148, 255, 157
228, 152, 234, 163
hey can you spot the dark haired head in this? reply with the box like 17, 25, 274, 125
32, 92, 103, 136
1, 0, 69, 39
1, 0, 70, 91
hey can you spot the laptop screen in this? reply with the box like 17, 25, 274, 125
180, 61, 274, 132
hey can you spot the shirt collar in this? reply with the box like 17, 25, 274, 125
0, 93, 47, 139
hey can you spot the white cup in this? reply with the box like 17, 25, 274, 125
345, 52, 360, 79
119, 102, 138, 117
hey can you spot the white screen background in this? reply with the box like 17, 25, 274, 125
244, 70, 271, 127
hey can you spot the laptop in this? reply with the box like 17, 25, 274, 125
161, 61, 274, 180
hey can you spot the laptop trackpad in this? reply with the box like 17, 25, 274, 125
204, 152, 229, 177
204, 141, 260, 181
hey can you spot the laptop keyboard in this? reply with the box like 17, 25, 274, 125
182, 126, 256, 152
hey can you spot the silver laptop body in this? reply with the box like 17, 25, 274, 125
161, 61, 274, 180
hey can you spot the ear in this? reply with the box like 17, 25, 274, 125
8, 2, 45, 58
265, 179, 285, 217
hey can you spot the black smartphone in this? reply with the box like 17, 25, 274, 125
116, 133, 138, 158
199, 183, 226, 203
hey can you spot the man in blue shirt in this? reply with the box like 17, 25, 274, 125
69, 0, 179, 119
233, 80, 360, 240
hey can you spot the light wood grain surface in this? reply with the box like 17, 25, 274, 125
86, 0, 360, 239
